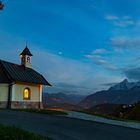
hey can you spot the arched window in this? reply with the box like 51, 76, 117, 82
23, 88, 31, 100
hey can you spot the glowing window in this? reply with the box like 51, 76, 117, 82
23, 88, 30, 100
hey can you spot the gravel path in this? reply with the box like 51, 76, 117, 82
66, 111, 140, 130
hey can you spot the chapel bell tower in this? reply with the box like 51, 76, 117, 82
20, 46, 33, 68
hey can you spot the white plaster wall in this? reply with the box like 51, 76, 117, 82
0, 84, 8, 101
12, 83, 40, 102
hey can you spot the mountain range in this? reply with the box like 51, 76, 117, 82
79, 79, 140, 109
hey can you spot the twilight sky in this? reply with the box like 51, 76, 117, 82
1, 0, 140, 95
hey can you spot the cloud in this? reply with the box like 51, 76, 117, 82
47, 83, 96, 95
111, 36, 140, 49
92, 49, 108, 55
85, 49, 118, 70
94, 59, 109, 65
32, 50, 124, 94
32, 50, 119, 94
105, 15, 134, 27
101, 82, 118, 87
90, 75, 124, 91
33, 51, 94, 85
85, 54, 108, 65
114, 20, 134, 27
124, 67, 140, 80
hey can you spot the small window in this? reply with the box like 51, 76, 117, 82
23, 88, 31, 100
27, 56, 30, 62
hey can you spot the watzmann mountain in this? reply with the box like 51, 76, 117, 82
79, 79, 140, 109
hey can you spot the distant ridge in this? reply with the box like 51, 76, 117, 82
79, 79, 140, 108
43, 92, 85, 110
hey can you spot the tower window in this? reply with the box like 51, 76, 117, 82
23, 88, 31, 100
27, 56, 30, 62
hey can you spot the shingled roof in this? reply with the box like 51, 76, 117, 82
0, 60, 51, 86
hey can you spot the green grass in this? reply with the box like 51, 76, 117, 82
0, 124, 49, 140
12, 108, 68, 116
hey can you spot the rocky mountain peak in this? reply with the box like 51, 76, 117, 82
109, 79, 130, 91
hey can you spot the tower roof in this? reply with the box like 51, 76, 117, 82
20, 46, 33, 56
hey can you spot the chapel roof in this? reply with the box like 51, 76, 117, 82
0, 60, 51, 86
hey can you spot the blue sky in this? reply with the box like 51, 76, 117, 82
1, 0, 140, 95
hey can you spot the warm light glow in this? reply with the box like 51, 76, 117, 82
23, 88, 30, 100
